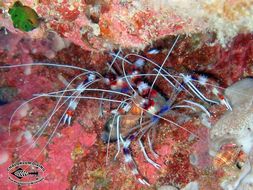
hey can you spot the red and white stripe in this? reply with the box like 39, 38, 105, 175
64, 99, 78, 125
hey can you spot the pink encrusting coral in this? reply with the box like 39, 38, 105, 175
21, 124, 97, 190
1, 0, 253, 51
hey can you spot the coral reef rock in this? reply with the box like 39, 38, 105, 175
210, 78, 253, 190
1, 0, 253, 50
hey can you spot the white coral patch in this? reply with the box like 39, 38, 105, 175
209, 78, 253, 190
18, 103, 30, 118
24, 65, 32, 75
237, 128, 253, 155
210, 78, 253, 140
182, 181, 199, 190
0, 151, 8, 165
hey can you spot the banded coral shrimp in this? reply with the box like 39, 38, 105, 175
0, 35, 233, 188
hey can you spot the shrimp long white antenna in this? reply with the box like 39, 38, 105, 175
5, 94, 70, 151
152, 68, 194, 97
105, 98, 131, 165
172, 105, 197, 111
15, 73, 101, 160
11, 90, 73, 155
110, 52, 192, 97
110, 52, 178, 85
109, 53, 133, 66
50, 78, 99, 126
147, 128, 159, 158
7, 71, 91, 137
183, 100, 211, 117
71, 88, 132, 98
35, 94, 127, 104
107, 48, 122, 72
0, 62, 103, 78
138, 139, 161, 169
131, 98, 203, 141
121, 56, 138, 95
137, 115, 161, 169
153, 68, 176, 88
10, 72, 91, 153
21, 79, 100, 163
34, 88, 132, 99
137, 103, 160, 163
108, 72, 183, 96
99, 92, 105, 118
8, 96, 42, 137
114, 115, 121, 160
191, 77, 227, 91
180, 73, 219, 105
149, 35, 180, 97
11, 73, 95, 168
152, 112, 203, 141
121, 124, 154, 186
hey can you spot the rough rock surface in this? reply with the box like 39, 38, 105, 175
1, 0, 253, 51
209, 78, 253, 190
210, 78, 253, 142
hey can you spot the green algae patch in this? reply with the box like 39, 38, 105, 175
8, 1, 40, 32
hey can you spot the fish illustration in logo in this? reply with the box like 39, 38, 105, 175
11, 168, 38, 179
